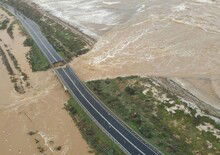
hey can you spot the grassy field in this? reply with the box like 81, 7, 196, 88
86, 77, 220, 155
24, 37, 50, 71
66, 98, 124, 155
4, 0, 90, 62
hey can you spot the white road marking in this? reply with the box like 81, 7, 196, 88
20, 15, 59, 63
62, 68, 146, 155
66, 66, 158, 154
3, 5, 158, 155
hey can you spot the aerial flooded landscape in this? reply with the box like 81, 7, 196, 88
32, 0, 220, 110
0, 0, 220, 154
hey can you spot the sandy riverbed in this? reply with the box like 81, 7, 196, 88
0, 8, 92, 155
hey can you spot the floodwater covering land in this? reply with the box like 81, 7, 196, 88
1, 0, 220, 154
31, 0, 220, 115
0, 8, 92, 155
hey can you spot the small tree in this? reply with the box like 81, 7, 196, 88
23, 38, 34, 46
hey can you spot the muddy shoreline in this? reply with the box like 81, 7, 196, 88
154, 77, 220, 119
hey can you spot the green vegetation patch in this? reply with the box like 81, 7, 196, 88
7, 20, 16, 38
24, 37, 50, 71
0, 17, 9, 30
0, 46, 14, 75
86, 77, 220, 155
66, 98, 124, 155
4, 0, 90, 61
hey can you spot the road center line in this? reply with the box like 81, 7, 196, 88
20, 15, 59, 63
62, 68, 145, 155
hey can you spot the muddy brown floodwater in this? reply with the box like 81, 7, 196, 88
31, 0, 220, 115
29, 0, 220, 114
0, 8, 92, 155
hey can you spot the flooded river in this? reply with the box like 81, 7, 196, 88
0, 8, 91, 155
32, 0, 220, 111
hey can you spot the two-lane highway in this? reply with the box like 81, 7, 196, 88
56, 66, 159, 155
2, 3, 63, 64
2, 3, 160, 154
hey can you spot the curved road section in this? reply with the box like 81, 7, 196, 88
2, 3, 160, 155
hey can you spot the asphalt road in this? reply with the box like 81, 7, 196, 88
2, 3, 160, 155
56, 66, 159, 155
3, 4, 63, 64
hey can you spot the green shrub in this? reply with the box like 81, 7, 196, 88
24, 38, 50, 71
0, 18, 9, 30
66, 98, 123, 155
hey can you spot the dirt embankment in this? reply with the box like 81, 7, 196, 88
0, 8, 92, 155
